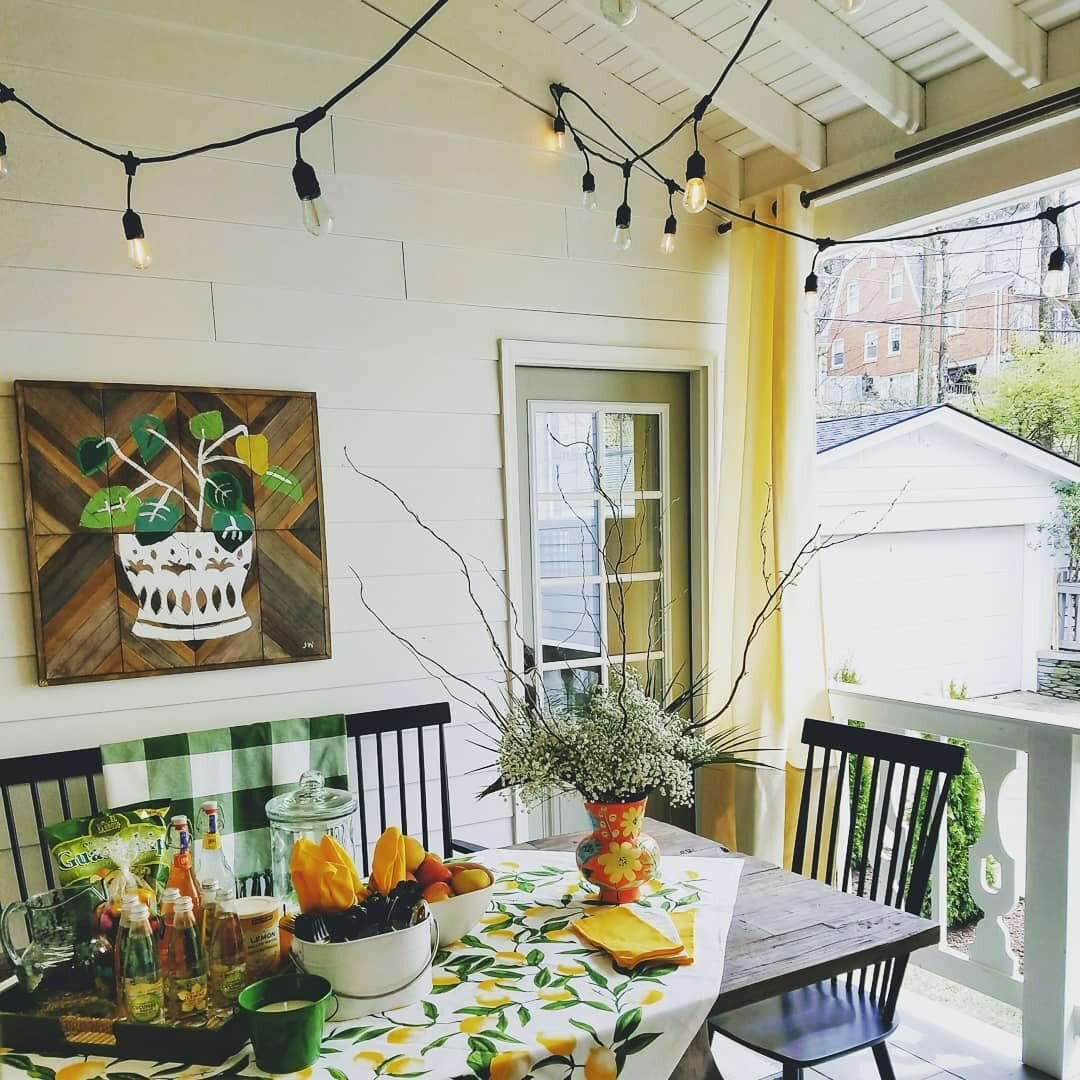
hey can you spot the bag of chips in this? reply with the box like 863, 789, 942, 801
42, 801, 172, 908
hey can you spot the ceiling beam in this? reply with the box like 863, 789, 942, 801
371, 0, 744, 202
561, 0, 825, 171
928, 0, 1047, 89
732, 0, 925, 135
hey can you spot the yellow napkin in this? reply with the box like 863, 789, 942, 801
572, 905, 694, 968
669, 909, 696, 966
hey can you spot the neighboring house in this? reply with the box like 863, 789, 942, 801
817, 404, 1080, 698
818, 240, 1080, 407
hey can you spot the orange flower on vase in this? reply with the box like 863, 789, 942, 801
596, 840, 645, 884
620, 804, 644, 833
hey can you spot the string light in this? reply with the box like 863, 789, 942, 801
292, 114, 333, 237
600, 0, 639, 27
552, 113, 567, 152
0, 128, 8, 179
1042, 207, 1069, 297
683, 151, 707, 214
582, 169, 598, 211
842, 0, 868, 13
613, 162, 632, 250
121, 153, 151, 271
803, 240, 834, 315
661, 181, 678, 255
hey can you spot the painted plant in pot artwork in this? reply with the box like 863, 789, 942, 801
16, 382, 331, 685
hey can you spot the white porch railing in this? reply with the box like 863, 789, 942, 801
829, 684, 1080, 1080
1058, 569, 1080, 651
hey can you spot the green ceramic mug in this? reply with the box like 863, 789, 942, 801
238, 971, 336, 1073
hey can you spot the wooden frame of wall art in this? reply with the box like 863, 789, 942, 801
15, 380, 331, 685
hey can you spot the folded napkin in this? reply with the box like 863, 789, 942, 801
573, 904, 696, 968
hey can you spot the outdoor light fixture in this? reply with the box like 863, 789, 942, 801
0, 129, 8, 179
600, 0, 639, 27
613, 202, 632, 251
122, 208, 151, 271
842, 0, 867, 14
552, 113, 567, 152
803, 271, 819, 315
1044, 246, 1069, 298
661, 214, 678, 255
683, 150, 708, 214
292, 156, 333, 237
582, 170, 598, 211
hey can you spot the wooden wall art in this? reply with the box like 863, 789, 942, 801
15, 381, 331, 685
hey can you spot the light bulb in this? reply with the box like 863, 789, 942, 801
683, 150, 708, 214
842, 0, 867, 13
582, 170, 598, 211
683, 178, 708, 214
293, 158, 333, 237
600, 0, 639, 27
552, 115, 567, 152
0, 154, 7, 180
122, 209, 152, 271
803, 272, 819, 315
613, 202, 632, 250
1044, 247, 1068, 298
661, 214, 677, 255
301, 195, 334, 237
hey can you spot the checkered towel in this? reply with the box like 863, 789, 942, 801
101, 715, 348, 884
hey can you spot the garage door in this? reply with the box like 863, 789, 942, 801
821, 526, 1024, 697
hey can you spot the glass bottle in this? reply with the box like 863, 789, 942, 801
162, 894, 207, 1024
166, 815, 202, 921
158, 886, 182, 965
207, 884, 247, 1026
199, 880, 220, 953
113, 893, 139, 1014
121, 901, 163, 1024
196, 801, 233, 888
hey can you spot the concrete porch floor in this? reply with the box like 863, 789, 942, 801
713, 983, 1048, 1080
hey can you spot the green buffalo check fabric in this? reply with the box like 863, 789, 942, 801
101, 714, 348, 881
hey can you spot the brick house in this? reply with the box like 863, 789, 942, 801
818, 242, 1076, 405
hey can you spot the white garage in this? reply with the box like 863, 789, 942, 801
817, 405, 1080, 698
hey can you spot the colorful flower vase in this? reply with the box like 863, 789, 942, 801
575, 798, 659, 904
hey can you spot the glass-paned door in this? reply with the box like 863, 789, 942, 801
516, 368, 692, 838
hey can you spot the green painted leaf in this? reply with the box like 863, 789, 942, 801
531, 1057, 572, 1073
641, 963, 678, 978
584, 964, 609, 988
353, 1027, 392, 1043
541, 999, 578, 1011
570, 1017, 601, 1044
622, 1032, 661, 1056
326, 1069, 349, 1080
422, 1000, 438, 1023
467, 1037, 498, 1056
614, 1006, 642, 1043
134, 497, 182, 543
189, 410, 224, 441
261, 465, 303, 503
465, 1049, 494, 1080
526, 949, 544, 966
429, 983, 458, 995
516, 1005, 531, 1027
533, 968, 552, 988
80, 486, 139, 529
75, 436, 112, 477
582, 1000, 616, 1012
131, 414, 169, 463
212, 510, 254, 553
204, 470, 243, 512
421, 1033, 455, 1054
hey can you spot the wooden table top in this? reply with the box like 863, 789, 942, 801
519, 817, 939, 1013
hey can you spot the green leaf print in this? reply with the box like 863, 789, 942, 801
203, 470, 243, 512
75, 436, 112, 477
422, 1000, 438, 1023
261, 465, 303, 503
622, 1032, 662, 1056
614, 1006, 642, 1043
189, 410, 224, 441
80, 486, 140, 529
131, 414, 169, 463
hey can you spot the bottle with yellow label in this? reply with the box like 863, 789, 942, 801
121, 901, 163, 1024
196, 801, 233, 889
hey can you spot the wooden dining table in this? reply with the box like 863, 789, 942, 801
520, 818, 939, 1080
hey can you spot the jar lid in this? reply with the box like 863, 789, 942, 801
265, 769, 358, 825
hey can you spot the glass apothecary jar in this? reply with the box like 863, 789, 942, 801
265, 770, 359, 907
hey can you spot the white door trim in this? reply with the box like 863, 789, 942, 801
497, 340, 720, 842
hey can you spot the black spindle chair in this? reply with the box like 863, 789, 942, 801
709, 718, 964, 1080
0, 703, 479, 926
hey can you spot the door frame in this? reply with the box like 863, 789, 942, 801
498, 340, 719, 842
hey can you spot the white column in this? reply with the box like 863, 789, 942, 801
1022, 727, 1080, 1078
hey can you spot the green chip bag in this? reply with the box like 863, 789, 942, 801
42, 801, 172, 903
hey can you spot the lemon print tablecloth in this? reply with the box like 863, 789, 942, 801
0, 849, 743, 1080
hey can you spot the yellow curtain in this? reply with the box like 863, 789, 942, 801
698, 184, 832, 867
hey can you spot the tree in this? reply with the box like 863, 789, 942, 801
973, 343, 1080, 461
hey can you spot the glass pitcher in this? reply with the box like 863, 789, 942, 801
265, 770, 358, 909
0, 880, 106, 1002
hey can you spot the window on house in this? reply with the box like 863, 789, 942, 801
945, 307, 967, 335
888, 269, 903, 303
888, 326, 902, 354
846, 282, 860, 314
864, 331, 878, 362
831, 340, 845, 368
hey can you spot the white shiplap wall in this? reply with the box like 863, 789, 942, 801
0, 0, 727, 855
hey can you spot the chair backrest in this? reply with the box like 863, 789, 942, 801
345, 701, 455, 876
790, 718, 965, 1016
0, 703, 456, 907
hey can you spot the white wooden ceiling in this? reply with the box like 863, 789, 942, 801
506, 0, 1080, 166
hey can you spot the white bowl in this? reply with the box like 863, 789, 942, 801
429, 862, 496, 946
291, 912, 436, 1020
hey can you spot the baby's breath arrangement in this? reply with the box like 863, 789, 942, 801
491, 668, 758, 808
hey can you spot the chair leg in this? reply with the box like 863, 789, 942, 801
782, 1065, 804, 1080
872, 1042, 896, 1080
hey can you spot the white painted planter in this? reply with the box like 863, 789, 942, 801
117, 530, 252, 641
